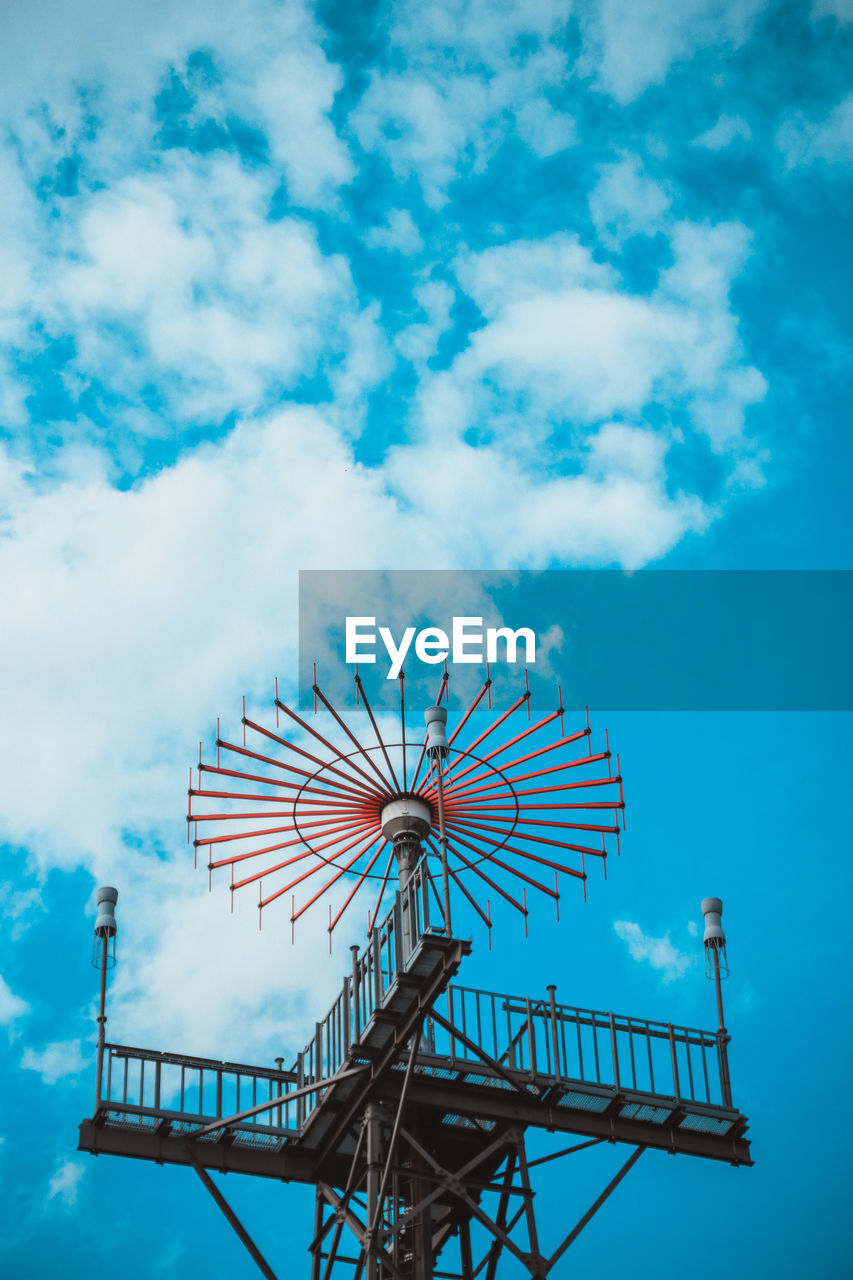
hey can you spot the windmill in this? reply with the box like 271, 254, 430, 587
79, 668, 751, 1279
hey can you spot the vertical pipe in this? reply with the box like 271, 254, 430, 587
668, 1024, 681, 1100
274, 1060, 283, 1129
365, 1103, 381, 1280
609, 1012, 621, 1092
713, 948, 733, 1107
712, 945, 726, 1030
95, 933, 108, 1109
351, 946, 361, 1042
396, 845, 414, 961
434, 764, 452, 936
373, 931, 383, 1012
546, 985, 560, 1079
420, 860, 430, 931
525, 1000, 537, 1075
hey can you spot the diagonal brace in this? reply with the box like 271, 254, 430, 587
547, 1144, 646, 1270
185, 1144, 279, 1280
318, 1182, 401, 1280
399, 1128, 539, 1276
428, 1008, 542, 1099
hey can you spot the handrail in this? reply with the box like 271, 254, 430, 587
93, 857, 733, 1137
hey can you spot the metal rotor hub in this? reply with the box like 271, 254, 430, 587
380, 795, 433, 844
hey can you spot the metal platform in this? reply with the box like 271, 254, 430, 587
79, 870, 750, 1183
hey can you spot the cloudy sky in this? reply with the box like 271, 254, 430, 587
0, 1, 851, 1277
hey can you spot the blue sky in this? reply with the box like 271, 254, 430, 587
0, 1, 851, 1276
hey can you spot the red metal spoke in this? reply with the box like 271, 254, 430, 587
443, 823, 586, 882
448, 798, 622, 819
198, 813, 370, 849
367, 849, 396, 934
192, 811, 298, 823
314, 681, 396, 793
219, 734, 376, 806
214, 818, 380, 876
447, 799, 623, 814
328, 840, 388, 934
242, 820, 382, 896
258, 855, 337, 911
218, 736, 316, 782
198, 762, 381, 808
435, 824, 561, 899
430, 848, 492, 929
423, 689, 529, 792
354, 673, 401, 793
221, 844, 317, 878
446, 814, 605, 861
429, 706, 566, 797
437, 748, 611, 803
442, 764, 616, 805
293, 831, 386, 924
191, 786, 374, 808
275, 701, 389, 798
448, 843, 529, 917
445, 811, 620, 836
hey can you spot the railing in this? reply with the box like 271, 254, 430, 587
94, 859, 735, 1142
426, 985, 732, 1109
298, 857, 445, 1122
97, 1044, 303, 1139
96, 858, 447, 1137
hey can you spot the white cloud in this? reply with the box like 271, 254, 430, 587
351, 1, 574, 206
0, 1, 351, 206
0, 410, 419, 878
7, 154, 379, 434
47, 1159, 85, 1208
0, 974, 29, 1026
418, 224, 764, 455
386, 433, 708, 568
776, 93, 853, 171
0, 885, 44, 942
365, 209, 424, 255
21, 1039, 88, 1084
613, 920, 694, 983
811, 0, 853, 22
395, 280, 456, 364
589, 154, 672, 247
693, 115, 753, 150
580, 0, 763, 104
0, 0, 778, 1076
515, 98, 577, 158
109, 860, 356, 1060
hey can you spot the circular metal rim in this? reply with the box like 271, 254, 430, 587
290, 742, 521, 876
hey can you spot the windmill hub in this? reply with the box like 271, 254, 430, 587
380, 795, 433, 844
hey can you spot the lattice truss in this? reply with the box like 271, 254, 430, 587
187, 669, 625, 940
308, 1038, 647, 1280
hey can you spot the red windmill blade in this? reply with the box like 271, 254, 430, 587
187, 668, 625, 944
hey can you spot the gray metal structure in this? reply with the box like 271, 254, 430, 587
79, 696, 751, 1277
79, 864, 750, 1278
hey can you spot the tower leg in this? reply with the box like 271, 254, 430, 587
365, 1102, 382, 1280
408, 1130, 433, 1280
